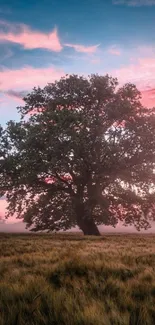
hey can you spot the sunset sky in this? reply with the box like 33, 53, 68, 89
1, 0, 155, 231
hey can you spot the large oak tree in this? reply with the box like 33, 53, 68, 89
1, 74, 155, 235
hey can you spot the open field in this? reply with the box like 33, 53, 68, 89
1, 233, 155, 324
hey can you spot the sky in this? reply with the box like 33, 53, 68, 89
1, 0, 155, 231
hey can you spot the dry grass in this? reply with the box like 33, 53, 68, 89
0, 233, 155, 324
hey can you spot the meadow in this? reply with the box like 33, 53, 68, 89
0, 233, 155, 325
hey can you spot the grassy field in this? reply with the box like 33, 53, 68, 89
0, 233, 155, 325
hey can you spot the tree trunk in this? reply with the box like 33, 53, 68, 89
75, 203, 101, 236
78, 217, 101, 236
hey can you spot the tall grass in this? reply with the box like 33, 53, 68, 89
0, 233, 155, 324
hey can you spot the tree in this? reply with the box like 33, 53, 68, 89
1, 74, 155, 235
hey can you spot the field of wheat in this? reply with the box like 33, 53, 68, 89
0, 233, 155, 325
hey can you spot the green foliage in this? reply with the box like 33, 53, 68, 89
1, 74, 155, 233
0, 234, 155, 324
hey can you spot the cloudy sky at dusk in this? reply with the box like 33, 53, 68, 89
1, 0, 155, 231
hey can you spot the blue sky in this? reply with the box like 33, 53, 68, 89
0, 0, 155, 125
1, 0, 155, 230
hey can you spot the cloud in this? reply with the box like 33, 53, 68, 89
65, 43, 100, 53
0, 66, 64, 108
108, 46, 121, 56
111, 57, 155, 107
113, 0, 155, 6
5, 90, 27, 101
140, 88, 155, 107
0, 66, 64, 91
112, 58, 155, 89
0, 20, 62, 52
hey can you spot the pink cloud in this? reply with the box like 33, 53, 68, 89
65, 43, 100, 53
141, 89, 155, 107
0, 66, 64, 91
0, 66, 64, 107
4, 93, 25, 104
112, 57, 155, 107
0, 20, 62, 52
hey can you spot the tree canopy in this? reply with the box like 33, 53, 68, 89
1, 74, 155, 235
